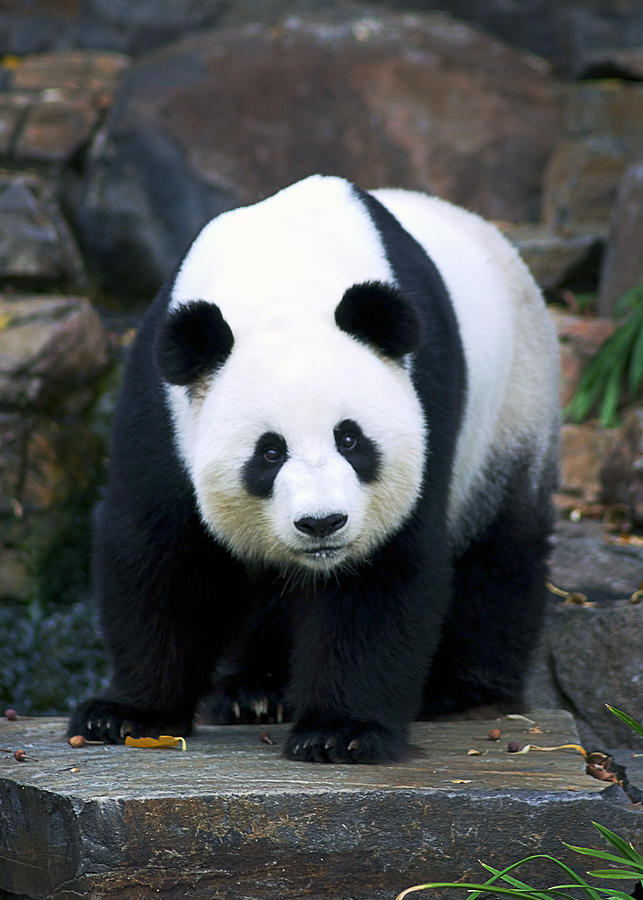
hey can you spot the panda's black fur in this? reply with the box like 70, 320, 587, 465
68, 176, 559, 763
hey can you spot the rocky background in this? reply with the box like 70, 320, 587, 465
0, 0, 641, 747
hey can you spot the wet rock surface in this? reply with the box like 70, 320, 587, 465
1, 711, 641, 899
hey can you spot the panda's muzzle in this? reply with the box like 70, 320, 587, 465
294, 513, 347, 538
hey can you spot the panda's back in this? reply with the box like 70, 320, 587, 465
372, 188, 560, 541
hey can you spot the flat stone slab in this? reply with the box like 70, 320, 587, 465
1, 711, 642, 899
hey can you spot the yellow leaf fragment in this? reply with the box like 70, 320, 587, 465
467, 748, 483, 756
125, 734, 187, 751
449, 779, 473, 784
1, 55, 21, 70
526, 743, 588, 759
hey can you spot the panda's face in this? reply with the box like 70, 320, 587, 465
172, 325, 426, 574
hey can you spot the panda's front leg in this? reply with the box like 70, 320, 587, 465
67, 507, 249, 744
283, 555, 448, 764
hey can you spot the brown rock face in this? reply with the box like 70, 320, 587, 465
150, 15, 557, 218
70, 13, 559, 297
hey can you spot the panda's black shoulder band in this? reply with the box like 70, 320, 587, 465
156, 299, 234, 386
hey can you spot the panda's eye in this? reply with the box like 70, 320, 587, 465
338, 431, 357, 451
263, 446, 284, 463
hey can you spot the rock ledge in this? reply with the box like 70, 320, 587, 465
1, 711, 642, 899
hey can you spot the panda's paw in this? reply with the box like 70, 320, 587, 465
206, 685, 290, 725
284, 717, 407, 764
67, 698, 191, 744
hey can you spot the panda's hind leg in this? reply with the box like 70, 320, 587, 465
421, 470, 555, 717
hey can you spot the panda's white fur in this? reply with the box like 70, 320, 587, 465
167, 174, 557, 570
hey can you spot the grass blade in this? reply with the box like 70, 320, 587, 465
586, 869, 643, 879
606, 706, 643, 739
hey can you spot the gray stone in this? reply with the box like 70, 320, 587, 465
597, 162, 643, 316
0, 294, 110, 413
504, 224, 604, 292
542, 136, 635, 229
601, 409, 643, 526
550, 518, 643, 608
526, 519, 643, 748
1, 711, 642, 899
549, 603, 643, 748
542, 81, 643, 230
0, 174, 86, 289
67, 10, 559, 299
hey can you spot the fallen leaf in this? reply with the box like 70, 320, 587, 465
467, 748, 482, 756
448, 779, 473, 784
526, 743, 588, 759
125, 735, 187, 751
505, 714, 536, 725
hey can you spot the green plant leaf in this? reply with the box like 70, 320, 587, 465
553, 887, 634, 900
564, 845, 637, 868
613, 282, 643, 319
592, 823, 643, 865
476, 854, 603, 900
599, 359, 627, 427
587, 869, 643, 879
605, 706, 643, 739
629, 317, 643, 394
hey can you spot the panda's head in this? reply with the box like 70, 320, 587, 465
157, 281, 426, 575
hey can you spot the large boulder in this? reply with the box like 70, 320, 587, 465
66, 12, 559, 299
1, 0, 642, 77
597, 163, 643, 316
0, 174, 86, 290
527, 518, 643, 748
542, 81, 643, 231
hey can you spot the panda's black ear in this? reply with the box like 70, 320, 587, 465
335, 281, 421, 360
156, 300, 234, 385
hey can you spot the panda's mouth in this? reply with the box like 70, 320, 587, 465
302, 545, 343, 560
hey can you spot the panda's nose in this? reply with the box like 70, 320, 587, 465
294, 513, 347, 538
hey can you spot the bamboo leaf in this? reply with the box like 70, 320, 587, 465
605, 706, 643, 739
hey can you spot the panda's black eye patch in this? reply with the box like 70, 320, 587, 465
334, 419, 380, 483
243, 432, 288, 498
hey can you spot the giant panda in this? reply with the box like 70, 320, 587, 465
68, 174, 560, 764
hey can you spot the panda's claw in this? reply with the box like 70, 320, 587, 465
285, 719, 407, 764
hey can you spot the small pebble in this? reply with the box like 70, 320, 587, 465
13, 749, 26, 762
487, 728, 502, 741
507, 740, 520, 753
69, 735, 86, 748
259, 731, 275, 745
5, 709, 17, 721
